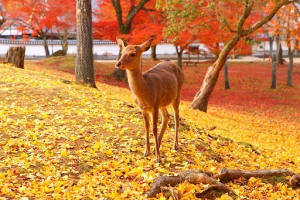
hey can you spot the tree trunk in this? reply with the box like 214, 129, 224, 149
191, 35, 240, 112
270, 60, 277, 89
151, 45, 157, 60
0, 19, 5, 27
268, 36, 274, 59
112, 49, 127, 81
113, 53, 127, 82
40, 32, 50, 57
4, 46, 26, 69
43, 37, 50, 57
214, 42, 220, 59
111, 0, 149, 81
75, 0, 96, 88
278, 43, 284, 64
177, 53, 183, 69
287, 47, 294, 87
191, 66, 218, 111
270, 36, 281, 89
224, 59, 230, 89
112, 66, 127, 81
62, 28, 69, 53
179, 0, 291, 112
175, 46, 184, 69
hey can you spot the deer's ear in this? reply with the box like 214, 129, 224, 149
116, 36, 128, 50
140, 38, 153, 52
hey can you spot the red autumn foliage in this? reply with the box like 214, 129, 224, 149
93, 0, 163, 45
4, 0, 65, 34
92, 60, 300, 120
182, 62, 300, 114
36, 58, 300, 122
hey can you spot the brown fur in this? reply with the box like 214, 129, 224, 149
116, 37, 184, 163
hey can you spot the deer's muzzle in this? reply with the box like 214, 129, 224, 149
115, 62, 121, 68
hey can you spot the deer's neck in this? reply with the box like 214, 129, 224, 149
126, 68, 148, 98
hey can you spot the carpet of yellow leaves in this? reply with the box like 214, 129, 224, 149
0, 64, 299, 199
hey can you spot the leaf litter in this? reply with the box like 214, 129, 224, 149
0, 63, 299, 199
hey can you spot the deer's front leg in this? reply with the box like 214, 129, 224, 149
152, 109, 161, 163
158, 107, 169, 148
142, 111, 150, 157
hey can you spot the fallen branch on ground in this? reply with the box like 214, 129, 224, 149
146, 168, 300, 198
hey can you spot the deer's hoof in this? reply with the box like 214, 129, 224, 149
144, 152, 150, 157
174, 144, 179, 151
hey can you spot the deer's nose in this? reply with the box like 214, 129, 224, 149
115, 61, 121, 68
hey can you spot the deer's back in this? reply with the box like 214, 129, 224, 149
141, 61, 184, 107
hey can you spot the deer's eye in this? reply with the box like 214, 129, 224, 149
129, 53, 136, 57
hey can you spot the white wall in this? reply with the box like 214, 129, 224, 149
0, 40, 179, 56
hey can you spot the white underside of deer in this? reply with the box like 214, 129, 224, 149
115, 37, 184, 163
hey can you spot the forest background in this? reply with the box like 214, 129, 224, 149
1, 0, 300, 111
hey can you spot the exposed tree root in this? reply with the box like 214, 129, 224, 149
146, 168, 300, 198
160, 187, 180, 200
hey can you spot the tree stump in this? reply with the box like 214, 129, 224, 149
4, 46, 26, 69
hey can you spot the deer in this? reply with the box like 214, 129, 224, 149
115, 37, 184, 163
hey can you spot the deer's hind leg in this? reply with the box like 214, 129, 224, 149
158, 107, 170, 149
172, 95, 181, 150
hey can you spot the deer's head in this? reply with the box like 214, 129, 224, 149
115, 37, 153, 70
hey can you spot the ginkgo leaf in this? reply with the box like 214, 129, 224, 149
0, 62, 299, 199
60, 149, 68, 157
